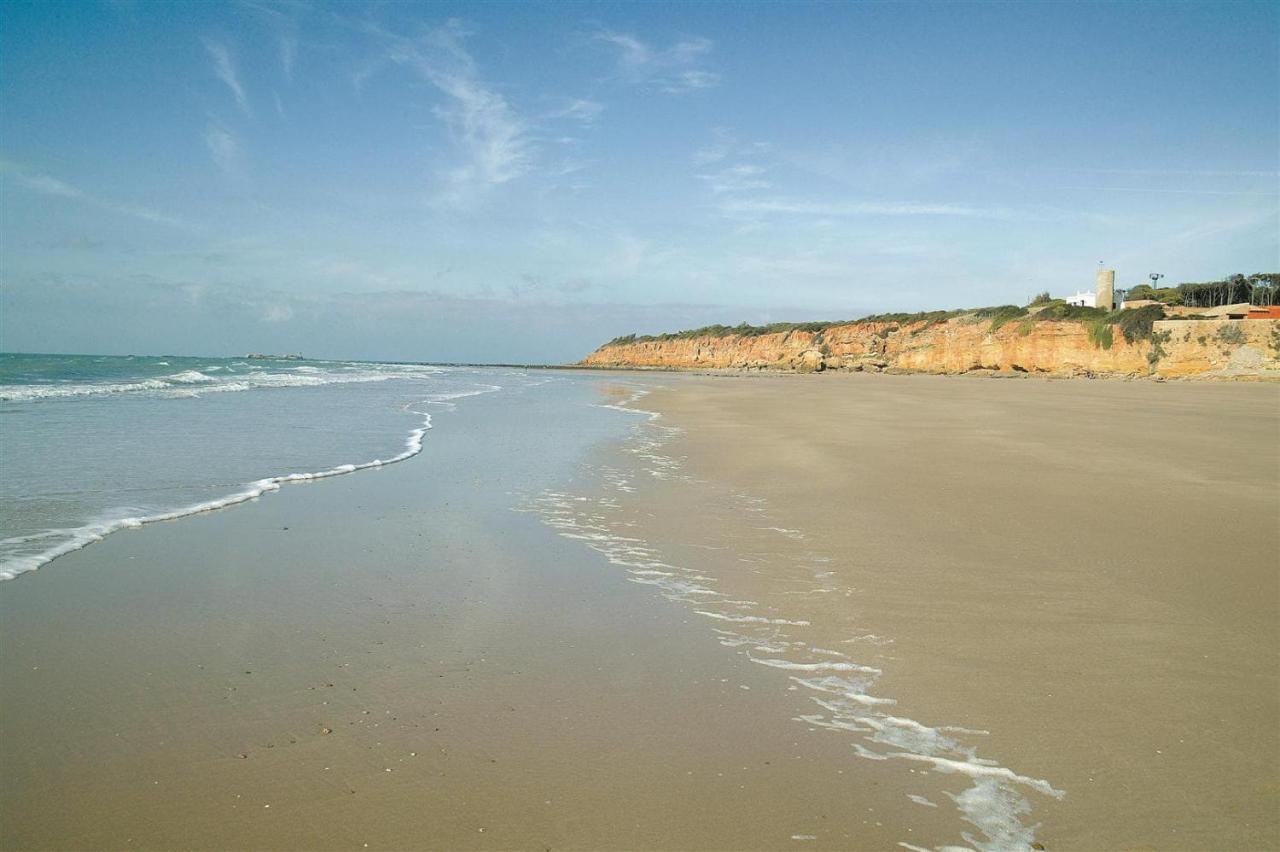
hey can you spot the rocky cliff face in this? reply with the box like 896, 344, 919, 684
582, 316, 1280, 379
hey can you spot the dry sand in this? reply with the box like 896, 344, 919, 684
617, 372, 1279, 850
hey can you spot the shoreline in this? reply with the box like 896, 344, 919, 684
605, 372, 1279, 849
0, 373, 966, 850
3, 370, 1275, 850
568, 362, 1280, 381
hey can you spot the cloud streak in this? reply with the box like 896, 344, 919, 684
366, 21, 532, 206
719, 198, 1017, 219
203, 38, 251, 116
596, 31, 721, 94
699, 164, 771, 194
550, 97, 604, 127
204, 121, 243, 176
4, 164, 189, 228
280, 35, 297, 83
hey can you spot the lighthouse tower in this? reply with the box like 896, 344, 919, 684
1096, 268, 1116, 311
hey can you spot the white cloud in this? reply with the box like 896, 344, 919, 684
597, 32, 651, 70
699, 164, 771, 194
280, 35, 297, 83
16, 173, 83, 198
693, 129, 770, 165
261, 303, 294, 322
204, 122, 243, 176
550, 98, 604, 127
663, 69, 721, 94
1060, 185, 1275, 196
202, 38, 250, 116
596, 30, 721, 94
6, 165, 188, 228
370, 21, 531, 205
719, 198, 1016, 219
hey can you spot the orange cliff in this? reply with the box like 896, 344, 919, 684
581, 315, 1280, 380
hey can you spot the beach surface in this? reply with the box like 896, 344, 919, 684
2, 370, 1277, 850
607, 372, 1279, 850
0, 373, 958, 851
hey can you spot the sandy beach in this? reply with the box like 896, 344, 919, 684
0, 373, 959, 851
2, 370, 1277, 850
605, 372, 1280, 850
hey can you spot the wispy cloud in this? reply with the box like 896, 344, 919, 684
1112, 206, 1278, 268
693, 128, 770, 165
280, 35, 297, 83
1059, 167, 1279, 178
596, 30, 721, 94
374, 21, 533, 206
699, 164, 771, 194
3, 163, 188, 228
665, 70, 719, 94
1060, 185, 1275, 196
549, 98, 604, 127
720, 198, 1016, 219
204, 121, 243, 176
203, 38, 251, 116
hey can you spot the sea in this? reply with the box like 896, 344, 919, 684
0, 352, 523, 581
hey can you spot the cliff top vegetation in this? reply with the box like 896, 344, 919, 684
603, 272, 1276, 350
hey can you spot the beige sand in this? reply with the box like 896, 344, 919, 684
0, 378, 964, 851
615, 372, 1279, 850
2, 372, 1275, 850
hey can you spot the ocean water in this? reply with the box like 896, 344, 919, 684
0, 353, 519, 580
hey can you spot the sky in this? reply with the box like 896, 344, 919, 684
1, 0, 1277, 363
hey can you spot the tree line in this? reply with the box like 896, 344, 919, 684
1125, 273, 1279, 307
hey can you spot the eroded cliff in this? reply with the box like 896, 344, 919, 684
582, 315, 1280, 379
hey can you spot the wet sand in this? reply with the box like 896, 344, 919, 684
0, 375, 963, 851
620, 373, 1279, 850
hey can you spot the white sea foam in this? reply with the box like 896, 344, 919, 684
0, 362, 445, 402
167, 370, 216, 383
694, 611, 811, 626
751, 657, 880, 674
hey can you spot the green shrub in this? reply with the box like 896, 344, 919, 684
1113, 304, 1165, 344
857, 309, 967, 326
611, 320, 857, 344
1147, 330, 1172, 368
1215, 323, 1246, 345
1030, 291, 1053, 305
974, 305, 1029, 331
1087, 321, 1114, 349
1032, 302, 1109, 322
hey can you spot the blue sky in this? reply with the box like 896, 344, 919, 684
2, 0, 1276, 362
